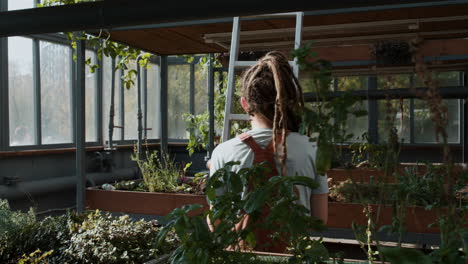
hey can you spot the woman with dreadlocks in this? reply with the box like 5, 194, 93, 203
208, 51, 328, 252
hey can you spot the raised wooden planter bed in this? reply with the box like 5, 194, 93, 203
86, 188, 208, 216
327, 163, 465, 184
328, 202, 445, 233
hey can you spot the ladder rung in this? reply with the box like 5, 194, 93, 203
242, 12, 300, 20
229, 114, 250, 121
235, 61, 256, 67
235, 61, 296, 68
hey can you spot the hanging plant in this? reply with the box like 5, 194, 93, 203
38, 0, 152, 90
371, 41, 412, 66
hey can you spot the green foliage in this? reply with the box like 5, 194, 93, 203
0, 200, 177, 263
0, 200, 37, 262
63, 210, 177, 263
17, 250, 54, 264
183, 62, 249, 155
293, 42, 367, 173
380, 247, 432, 264
183, 112, 211, 155
157, 162, 327, 264
329, 165, 467, 208
131, 149, 182, 193
350, 133, 389, 169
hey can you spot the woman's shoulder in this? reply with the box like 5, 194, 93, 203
288, 132, 317, 147
212, 137, 245, 156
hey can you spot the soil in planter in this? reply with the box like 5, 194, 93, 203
103, 175, 206, 195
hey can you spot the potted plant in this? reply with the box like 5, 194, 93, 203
86, 149, 209, 216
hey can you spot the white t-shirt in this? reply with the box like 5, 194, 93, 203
209, 128, 328, 214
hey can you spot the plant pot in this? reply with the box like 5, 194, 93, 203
86, 187, 208, 216
327, 202, 447, 233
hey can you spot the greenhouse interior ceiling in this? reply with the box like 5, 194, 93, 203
0, 0, 467, 263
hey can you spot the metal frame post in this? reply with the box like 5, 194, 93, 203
75, 36, 86, 213
207, 53, 215, 158
222, 17, 241, 142
96, 50, 103, 144
367, 76, 378, 144
71, 44, 77, 142
0, 0, 7, 151
293, 12, 303, 78
462, 71, 467, 163
33, 39, 42, 145
159, 56, 168, 156
0, 37, 7, 151
108, 57, 116, 149
142, 67, 148, 139
189, 63, 195, 115
136, 55, 144, 158
119, 67, 125, 141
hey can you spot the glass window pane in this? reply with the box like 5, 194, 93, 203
337, 76, 367, 91
103, 56, 122, 143
8, 37, 35, 146
377, 74, 411, 89
299, 69, 333, 93
124, 60, 138, 140
168, 64, 190, 139
194, 63, 208, 115
414, 99, 459, 143
345, 100, 369, 142
40, 41, 72, 144
146, 63, 160, 139
436, 71, 460, 87
8, 0, 33, 10
414, 71, 460, 87
85, 50, 97, 142
378, 99, 410, 143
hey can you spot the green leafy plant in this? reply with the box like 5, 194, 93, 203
0, 199, 178, 264
183, 112, 211, 155
293, 42, 368, 174
17, 250, 54, 264
131, 149, 182, 193
63, 210, 177, 263
181, 55, 255, 155
157, 162, 327, 263
350, 133, 389, 169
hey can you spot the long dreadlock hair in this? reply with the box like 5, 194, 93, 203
241, 51, 304, 176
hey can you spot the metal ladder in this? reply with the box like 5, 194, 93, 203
222, 12, 304, 142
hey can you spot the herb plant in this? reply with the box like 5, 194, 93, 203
131, 149, 182, 193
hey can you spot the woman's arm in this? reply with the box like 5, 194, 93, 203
310, 193, 328, 224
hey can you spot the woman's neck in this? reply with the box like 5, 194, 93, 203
250, 113, 273, 129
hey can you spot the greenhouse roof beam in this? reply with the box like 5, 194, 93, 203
0, 0, 460, 38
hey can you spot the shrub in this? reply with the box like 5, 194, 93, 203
0, 199, 178, 263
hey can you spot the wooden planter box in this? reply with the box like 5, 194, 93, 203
328, 202, 445, 233
86, 188, 208, 216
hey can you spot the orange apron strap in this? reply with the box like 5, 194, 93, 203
238, 133, 264, 153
